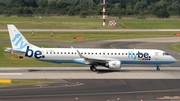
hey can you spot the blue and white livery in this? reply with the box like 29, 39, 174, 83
5, 24, 176, 72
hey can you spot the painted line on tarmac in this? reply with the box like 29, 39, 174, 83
0, 68, 21, 70
0, 73, 23, 75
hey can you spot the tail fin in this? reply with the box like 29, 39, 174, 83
7, 24, 39, 51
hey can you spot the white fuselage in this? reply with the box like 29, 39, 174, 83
25, 47, 176, 65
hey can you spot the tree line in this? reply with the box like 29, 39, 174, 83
0, 0, 180, 18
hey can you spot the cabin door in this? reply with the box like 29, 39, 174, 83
154, 52, 159, 60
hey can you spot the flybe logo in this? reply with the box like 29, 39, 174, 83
12, 33, 28, 50
128, 51, 151, 60
25, 46, 45, 59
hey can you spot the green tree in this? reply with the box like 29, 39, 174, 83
79, 10, 87, 18
68, 8, 75, 16
155, 9, 169, 18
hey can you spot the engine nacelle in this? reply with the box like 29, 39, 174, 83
105, 61, 121, 69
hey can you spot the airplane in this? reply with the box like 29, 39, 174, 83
5, 24, 176, 72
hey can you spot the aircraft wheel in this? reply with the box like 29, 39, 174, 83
156, 66, 160, 71
90, 65, 97, 72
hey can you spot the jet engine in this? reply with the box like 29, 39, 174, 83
105, 61, 121, 69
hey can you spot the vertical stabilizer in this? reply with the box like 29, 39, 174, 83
7, 24, 38, 51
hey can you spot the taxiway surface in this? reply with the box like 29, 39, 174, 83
1, 79, 180, 101
1, 67, 180, 79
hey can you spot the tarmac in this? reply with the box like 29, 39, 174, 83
0, 67, 180, 79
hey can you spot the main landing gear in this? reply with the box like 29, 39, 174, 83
156, 66, 160, 71
90, 65, 97, 72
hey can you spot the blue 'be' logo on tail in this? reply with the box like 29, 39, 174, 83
12, 33, 27, 50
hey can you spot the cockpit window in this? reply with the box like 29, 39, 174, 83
163, 53, 169, 55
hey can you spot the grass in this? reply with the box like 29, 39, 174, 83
0, 79, 67, 88
170, 43, 180, 52
118, 19, 180, 29
0, 16, 180, 29
0, 31, 176, 42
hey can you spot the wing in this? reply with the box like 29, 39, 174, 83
76, 50, 118, 65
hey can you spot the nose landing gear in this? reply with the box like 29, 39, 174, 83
156, 66, 160, 71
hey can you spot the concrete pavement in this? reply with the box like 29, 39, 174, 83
0, 67, 180, 79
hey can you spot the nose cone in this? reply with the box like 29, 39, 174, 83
171, 56, 177, 63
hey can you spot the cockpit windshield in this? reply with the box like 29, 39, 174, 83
163, 53, 170, 56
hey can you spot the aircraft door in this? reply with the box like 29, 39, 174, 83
154, 52, 159, 60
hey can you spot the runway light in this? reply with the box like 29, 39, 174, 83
75, 97, 78, 100
117, 98, 120, 100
